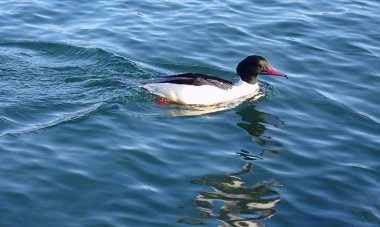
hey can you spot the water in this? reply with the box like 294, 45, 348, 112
1, 0, 379, 226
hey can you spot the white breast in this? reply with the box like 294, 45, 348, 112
143, 80, 259, 105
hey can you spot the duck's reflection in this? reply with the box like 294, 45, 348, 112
182, 163, 281, 227
179, 104, 284, 226
236, 105, 284, 159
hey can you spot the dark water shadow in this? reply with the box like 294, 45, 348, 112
179, 105, 285, 226
180, 162, 281, 227
236, 105, 285, 159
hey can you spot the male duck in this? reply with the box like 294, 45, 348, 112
143, 55, 287, 105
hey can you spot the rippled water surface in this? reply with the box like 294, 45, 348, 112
1, 0, 380, 226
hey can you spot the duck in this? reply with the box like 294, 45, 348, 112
143, 55, 287, 105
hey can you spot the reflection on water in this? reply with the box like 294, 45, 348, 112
236, 105, 285, 159
181, 163, 281, 227
180, 105, 284, 226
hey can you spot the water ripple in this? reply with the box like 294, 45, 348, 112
1, 103, 102, 137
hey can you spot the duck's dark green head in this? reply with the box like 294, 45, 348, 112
236, 55, 287, 84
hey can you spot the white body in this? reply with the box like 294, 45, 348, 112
143, 79, 259, 105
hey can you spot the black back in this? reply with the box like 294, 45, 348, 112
154, 73, 233, 90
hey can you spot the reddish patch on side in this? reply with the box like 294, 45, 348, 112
155, 96, 170, 105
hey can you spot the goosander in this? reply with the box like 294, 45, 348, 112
143, 55, 287, 105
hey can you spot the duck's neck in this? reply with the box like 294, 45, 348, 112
240, 74, 258, 85
234, 78, 258, 88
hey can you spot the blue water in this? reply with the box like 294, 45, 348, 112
1, 0, 380, 226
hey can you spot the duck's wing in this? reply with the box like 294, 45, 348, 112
146, 73, 233, 90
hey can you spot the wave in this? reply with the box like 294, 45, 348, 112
0, 103, 102, 138
0, 39, 140, 72
317, 89, 380, 126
